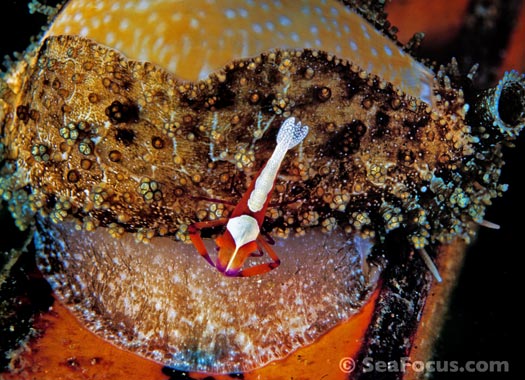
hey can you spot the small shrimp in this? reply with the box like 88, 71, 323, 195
189, 117, 309, 276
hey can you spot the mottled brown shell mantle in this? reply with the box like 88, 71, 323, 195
0, 34, 522, 250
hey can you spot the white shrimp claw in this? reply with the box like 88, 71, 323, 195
247, 117, 309, 213
276, 117, 309, 149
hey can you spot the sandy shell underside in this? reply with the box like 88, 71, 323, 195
35, 219, 380, 373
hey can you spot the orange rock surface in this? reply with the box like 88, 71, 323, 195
386, 0, 470, 46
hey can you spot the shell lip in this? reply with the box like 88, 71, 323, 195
34, 218, 383, 373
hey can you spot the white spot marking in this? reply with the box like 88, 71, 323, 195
190, 18, 199, 29
94, 1, 104, 11
238, 8, 248, 18
137, 0, 149, 11
225, 9, 236, 19
361, 23, 371, 39
90, 17, 100, 29
73, 12, 82, 22
119, 19, 129, 31
279, 15, 292, 26
106, 32, 115, 45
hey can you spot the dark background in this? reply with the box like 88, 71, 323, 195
0, 1, 522, 379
